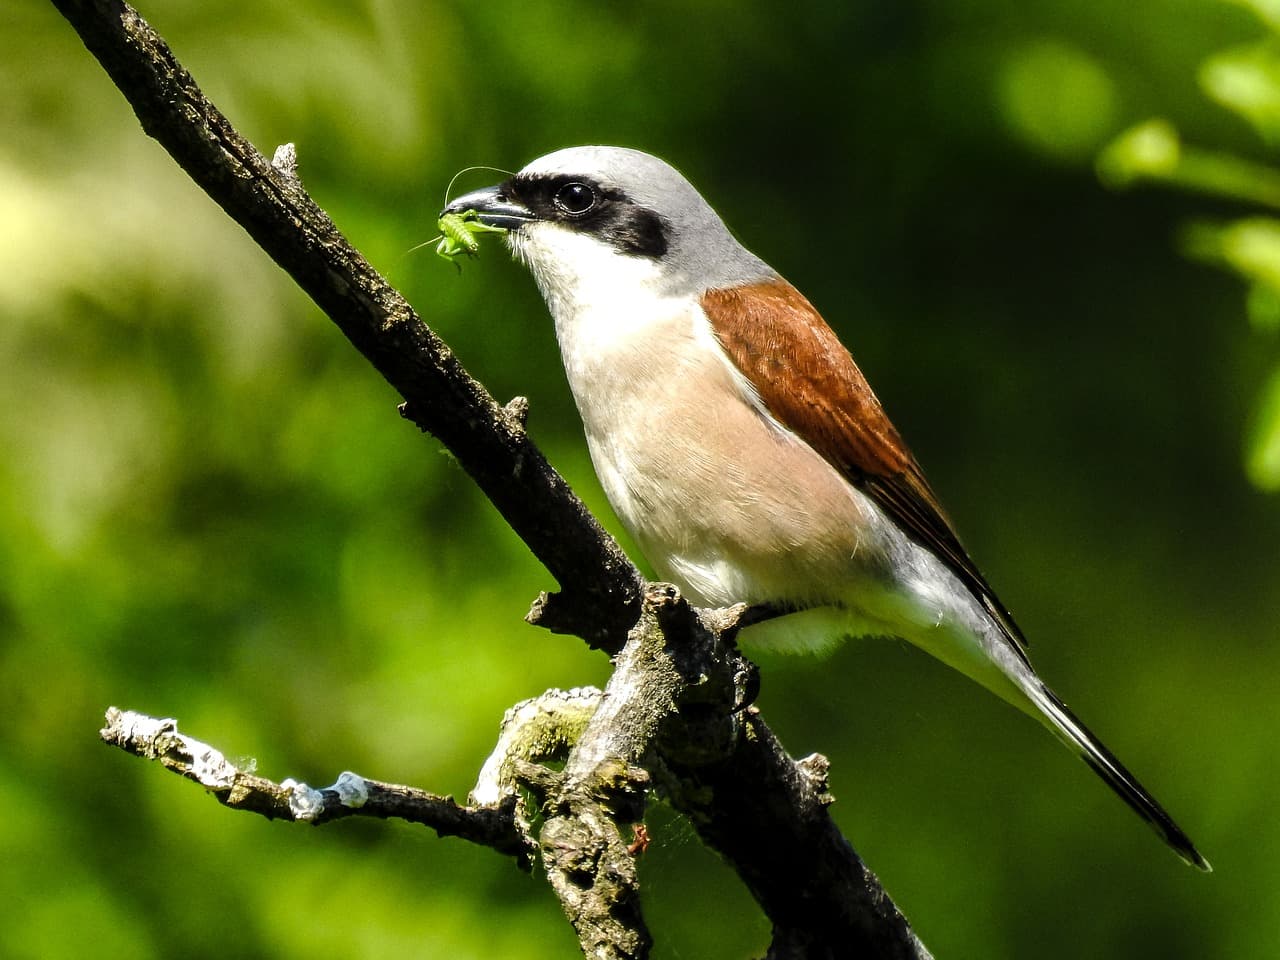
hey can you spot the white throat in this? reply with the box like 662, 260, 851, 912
511, 224, 680, 364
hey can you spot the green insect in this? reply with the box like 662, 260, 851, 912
435, 209, 507, 268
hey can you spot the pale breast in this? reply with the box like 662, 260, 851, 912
558, 298, 885, 610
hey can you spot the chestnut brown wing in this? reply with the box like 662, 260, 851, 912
702, 280, 1028, 662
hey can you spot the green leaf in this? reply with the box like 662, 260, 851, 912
1181, 217, 1280, 290
1096, 119, 1181, 187
1247, 366, 1280, 490
1200, 43, 1280, 144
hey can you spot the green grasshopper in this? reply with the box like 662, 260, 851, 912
436, 209, 507, 269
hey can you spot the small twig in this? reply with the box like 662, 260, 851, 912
100, 708, 533, 863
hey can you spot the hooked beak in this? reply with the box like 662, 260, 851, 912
440, 185, 534, 231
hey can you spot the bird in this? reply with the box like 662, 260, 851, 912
440, 145, 1208, 870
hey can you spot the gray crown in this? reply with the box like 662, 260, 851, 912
520, 146, 777, 295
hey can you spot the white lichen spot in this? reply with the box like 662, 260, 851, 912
117, 709, 175, 743
282, 778, 326, 821
191, 745, 238, 790
330, 771, 369, 809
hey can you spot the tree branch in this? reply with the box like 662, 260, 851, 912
602, 588, 932, 960
49, 0, 642, 652
100, 707, 533, 862
55, 2, 931, 956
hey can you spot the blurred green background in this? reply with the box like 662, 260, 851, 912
5, 0, 1279, 956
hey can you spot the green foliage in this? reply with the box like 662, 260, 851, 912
4, 1, 1278, 958
997, 40, 1118, 162
1101, 0, 1280, 490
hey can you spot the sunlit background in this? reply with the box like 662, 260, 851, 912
4, 0, 1279, 957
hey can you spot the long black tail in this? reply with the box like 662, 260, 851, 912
1026, 683, 1210, 871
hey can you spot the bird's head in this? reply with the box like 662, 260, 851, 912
440, 146, 774, 303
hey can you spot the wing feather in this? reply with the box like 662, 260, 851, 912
702, 280, 1029, 662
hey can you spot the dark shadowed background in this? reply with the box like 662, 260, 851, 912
5, 0, 1278, 957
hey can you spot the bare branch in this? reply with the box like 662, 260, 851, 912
523, 754, 653, 960
504, 587, 931, 959
50, 0, 643, 652
575, 587, 933, 960
101, 708, 533, 863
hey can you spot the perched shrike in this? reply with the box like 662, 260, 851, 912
442, 146, 1208, 869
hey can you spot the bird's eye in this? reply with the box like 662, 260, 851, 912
553, 182, 596, 216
